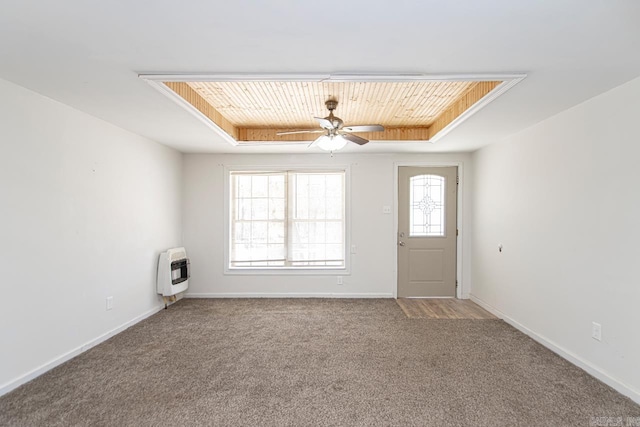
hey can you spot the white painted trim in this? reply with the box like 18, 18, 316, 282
138, 72, 527, 83
429, 77, 526, 143
470, 294, 640, 405
185, 293, 393, 298
0, 304, 165, 397
393, 161, 465, 299
141, 79, 238, 147
326, 73, 527, 83
139, 73, 332, 82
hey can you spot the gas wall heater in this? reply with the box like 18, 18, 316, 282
157, 247, 190, 297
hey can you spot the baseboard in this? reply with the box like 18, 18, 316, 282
185, 292, 394, 298
0, 304, 165, 397
470, 294, 640, 404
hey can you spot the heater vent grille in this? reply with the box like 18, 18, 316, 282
170, 250, 187, 262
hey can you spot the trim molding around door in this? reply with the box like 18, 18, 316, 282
393, 161, 466, 299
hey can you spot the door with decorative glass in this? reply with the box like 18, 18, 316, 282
397, 166, 457, 297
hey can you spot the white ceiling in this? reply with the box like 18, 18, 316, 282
1, 1, 639, 154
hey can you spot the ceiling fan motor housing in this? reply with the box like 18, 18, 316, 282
325, 99, 338, 111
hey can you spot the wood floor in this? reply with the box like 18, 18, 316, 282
396, 298, 496, 319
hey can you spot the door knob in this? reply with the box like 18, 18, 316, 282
398, 241, 405, 246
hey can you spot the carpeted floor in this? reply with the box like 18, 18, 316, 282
1, 299, 638, 426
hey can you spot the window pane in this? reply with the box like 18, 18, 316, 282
308, 244, 326, 261
252, 198, 268, 220
291, 221, 308, 244
251, 222, 268, 244
326, 244, 343, 260
295, 196, 309, 219
325, 222, 343, 244
309, 222, 325, 244
267, 244, 285, 260
290, 243, 308, 261
325, 175, 342, 197
269, 198, 285, 220
309, 175, 325, 198
296, 175, 309, 198
268, 222, 284, 244
309, 196, 325, 219
325, 197, 342, 219
237, 175, 252, 198
409, 174, 445, 237
234, 222, 251, 244
252, 175, 268, 197
269, 175, 285, 198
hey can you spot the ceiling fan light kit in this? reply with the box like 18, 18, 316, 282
315, 135, 348, 152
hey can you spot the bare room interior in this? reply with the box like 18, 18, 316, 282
1, 1, 639, 426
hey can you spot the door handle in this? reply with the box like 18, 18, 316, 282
398, 241, 405, 246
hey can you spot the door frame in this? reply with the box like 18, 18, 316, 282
393, 161, 465, 299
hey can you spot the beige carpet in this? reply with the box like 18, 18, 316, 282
0, 299, 638, 426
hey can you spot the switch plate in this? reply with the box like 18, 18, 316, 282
382, 205, 391, 214
351, 244, 357, 254
106, 296, 113, 311
592, 322, 601, 341
337, 276, 343, 285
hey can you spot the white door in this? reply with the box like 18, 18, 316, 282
397, 166, 457, 297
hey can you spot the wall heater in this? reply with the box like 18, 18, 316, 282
157, 247, 190, 297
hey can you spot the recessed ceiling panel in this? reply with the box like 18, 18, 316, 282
186, 81, 476, 128
160, 77, 506, 143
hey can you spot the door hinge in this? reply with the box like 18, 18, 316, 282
456, 175, 459, 185
456, 229, 459, 236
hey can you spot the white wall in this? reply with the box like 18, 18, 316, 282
471, 76, 640, 401
0, 78, 182, 394
182, 153, 472, 298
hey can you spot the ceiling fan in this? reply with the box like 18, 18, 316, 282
276, 100, 384, 151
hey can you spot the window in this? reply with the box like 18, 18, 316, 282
229, 170, 346, 269
410, 174, 445, 236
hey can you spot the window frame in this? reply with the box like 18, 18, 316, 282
223, 165, 351, 275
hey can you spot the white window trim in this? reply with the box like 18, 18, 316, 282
223, 165, 352, 276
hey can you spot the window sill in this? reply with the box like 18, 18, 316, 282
224, 266, 350, 276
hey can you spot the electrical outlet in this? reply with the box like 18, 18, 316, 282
382, 205, 391, 214
337, 276, 343, 285
592, 322, 601, 341
106, 296, 113, 311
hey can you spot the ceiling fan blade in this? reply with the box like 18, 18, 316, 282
342, 133, 369, 145
342, 125, 385, 133
314, 117, 335, 130
308, 135, 325, 148
276, 129, 325, 136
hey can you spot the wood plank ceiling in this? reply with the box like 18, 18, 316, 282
164, 80, 502, 143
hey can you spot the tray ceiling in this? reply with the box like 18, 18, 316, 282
160, 78, 504, 144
